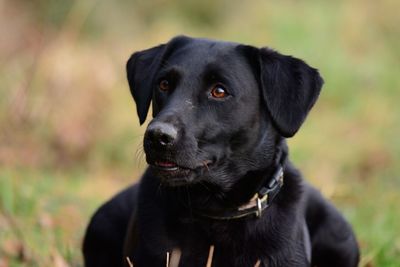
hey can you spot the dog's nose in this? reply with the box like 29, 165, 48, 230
145, 122, 178, 147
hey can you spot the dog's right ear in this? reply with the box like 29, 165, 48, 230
126, 44, 166, 125
237, 45, 323, 137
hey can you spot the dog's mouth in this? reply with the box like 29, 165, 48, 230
149, 159, 213, 186
154, 160, 180, 171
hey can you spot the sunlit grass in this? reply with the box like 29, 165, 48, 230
0, 168, 138, 267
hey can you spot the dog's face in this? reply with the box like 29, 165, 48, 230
127, 36, 323, 190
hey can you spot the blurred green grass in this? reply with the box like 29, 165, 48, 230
1, 0, 399, 266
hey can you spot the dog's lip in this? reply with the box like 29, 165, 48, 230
154, 160, 179, 171
150, 159, 213, 171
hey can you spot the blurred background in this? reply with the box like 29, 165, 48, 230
0, 0, 399, 266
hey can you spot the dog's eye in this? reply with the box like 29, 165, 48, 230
210, 84, 228, 99
159, 79, 170, 91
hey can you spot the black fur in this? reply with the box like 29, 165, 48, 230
83, 36, 359, 267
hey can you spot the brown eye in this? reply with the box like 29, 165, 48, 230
159, 79, 170, 91
210, 85, 228, 98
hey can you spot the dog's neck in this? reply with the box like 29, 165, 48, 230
194, 164, 284, 220
163, 139, 290, 221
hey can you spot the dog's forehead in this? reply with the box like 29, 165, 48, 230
165, 38, 241, 67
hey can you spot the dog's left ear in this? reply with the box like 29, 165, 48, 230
239, 45, 323, 137
259, 48, 324, 137
126, 44, 166, 125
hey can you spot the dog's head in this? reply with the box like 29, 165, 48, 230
127, 36, 323, 190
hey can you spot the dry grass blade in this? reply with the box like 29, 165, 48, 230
51, 250, 70, 267
166, 251, 170, 267
1, 211, 33, 264
206, 245, 215, 267
169, 248, 182, 267
126, 256, 134, 267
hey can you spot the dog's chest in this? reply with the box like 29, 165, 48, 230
166, 245, 266, 267
164, 225, 267, 267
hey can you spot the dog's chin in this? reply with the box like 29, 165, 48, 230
149, 165, 195, 187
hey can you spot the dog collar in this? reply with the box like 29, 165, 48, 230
197, 166, 284, 220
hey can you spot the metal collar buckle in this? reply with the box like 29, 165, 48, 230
256, 197, 262, 218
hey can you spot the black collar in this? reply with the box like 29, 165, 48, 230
196, 166, 284, 220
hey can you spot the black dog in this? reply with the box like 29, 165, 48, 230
83, 36, 359, 267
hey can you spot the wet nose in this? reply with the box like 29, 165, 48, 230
145, 122, 178, 147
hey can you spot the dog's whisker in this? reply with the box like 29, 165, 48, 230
134, 142, 146, 168
203, 161, 210, 171
134, 149, 144, 163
